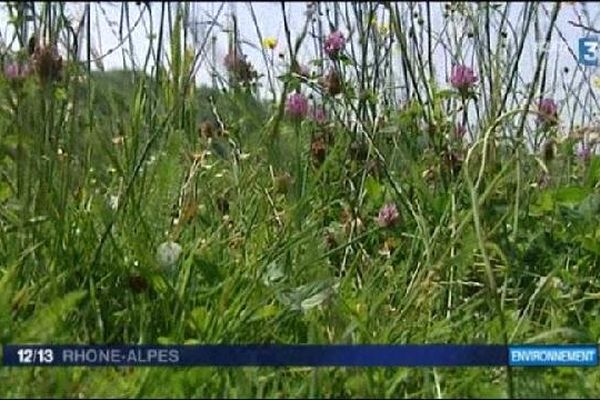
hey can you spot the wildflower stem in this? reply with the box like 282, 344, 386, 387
466, 153, 514, 400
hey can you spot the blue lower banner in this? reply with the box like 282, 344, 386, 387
2, 344, 597, 367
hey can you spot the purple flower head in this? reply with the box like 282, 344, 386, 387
450, 64, 478, 92
324, 30, 346, 58
537, 98, 558, 125
577, 143, 591, 163
311, 106, 327, 124
286, 92, 309, 119
4, 61, 30, 81
377, 203, 400, 228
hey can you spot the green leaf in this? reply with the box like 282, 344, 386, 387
436, 89, 459, 100
249, 304, 279, 322
364, 175, 384, 204
262, 261, 285, 286
585, 156, 600, 187
578, 235, 600, 256
0, 182, 11, 202
277, 279, 339, 312
300, 288, 333, 311
524, 327, 589, 343
18, 290, 87, 342
577, 192, 600, 218
337, 53, 353, 66
157, 336, 177, 345
190, 306, 209, 331
0, 264, 17, 342
531, 189, 554, 214
553, 186, 591, 206
54, 87, 68, 102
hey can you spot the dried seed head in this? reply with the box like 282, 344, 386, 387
443, 151, 464, 176
28, 35, 37, 56
33, 44, 63, 84
274, 172, 293, 194
349, 140, 369, 162
320, 68, 342, 96
128, 274, 148, 294
217, 196, 230, 215
542, 139, 555, 162
323, 229, 338, 251
224, 50, 258, 85
199, 120, 216, 139
310, 135, 328, 166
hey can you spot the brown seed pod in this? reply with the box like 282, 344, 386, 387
349, 140, 369, 162
442, 150, 464, 176
217, 195, 230, 215
28, 35, 37, 56
422, 166, 436, 184
224, 51, 258, 85
323, 230, 338, 251
542, 139, 555, 163
310, 135, 328, 166
320, 68, 342, 96
128, 274, 148, 294
199, 120, 215, 139
33, 44, 63, 84
366, 158, 382, 179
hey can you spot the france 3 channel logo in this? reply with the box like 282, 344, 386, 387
579, 37, 599, 66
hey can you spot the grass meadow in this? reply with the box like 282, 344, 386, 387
1, 1, 600, 398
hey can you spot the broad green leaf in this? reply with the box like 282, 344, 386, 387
18, 290, 87, 342
579, 235, 600, 256
262, 261, 285, 286
577, 192, 600, 218
249, 304, 279, 322
0, 183, 11, 202
157, 336, 177, 345
0, 264, 17, 342
586, 157, 600, 187
300, 288, 334, 311
553, 186, 591, 206
532, 189, 554, 213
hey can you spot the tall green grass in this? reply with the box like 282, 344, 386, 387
1, 1, 600, 398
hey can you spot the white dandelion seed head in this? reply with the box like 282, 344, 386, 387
108, 195, 119, 210
156, 241, 182, 269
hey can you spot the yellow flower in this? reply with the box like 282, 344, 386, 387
370, 17, 390, 36
378, 23, 390, 36
262, 37, 278, 50
593, 75, 600, 89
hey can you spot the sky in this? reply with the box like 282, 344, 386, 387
0, 2, 599, 125
1, 3, 598, 75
